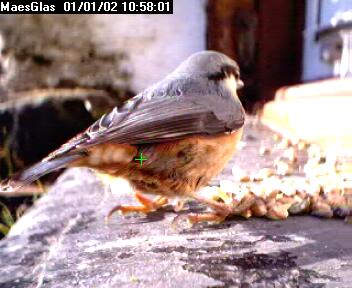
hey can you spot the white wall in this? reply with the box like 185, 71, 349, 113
93, 0, 207, 92
0, 1, 207, 95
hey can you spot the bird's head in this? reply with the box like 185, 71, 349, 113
173, 51, 244, 93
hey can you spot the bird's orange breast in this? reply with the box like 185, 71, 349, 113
78, 128, 243, 197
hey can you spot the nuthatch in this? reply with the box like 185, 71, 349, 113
2, 51, 245, 223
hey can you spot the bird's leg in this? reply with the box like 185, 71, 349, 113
173, 194, 232, 225
184, 193, 257, 224
186, 213, 227, 224
170, 198, 186, 212
107, 192, 168, 219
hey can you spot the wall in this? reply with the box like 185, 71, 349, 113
94, 0, 207, 92
0, 0, 207, 98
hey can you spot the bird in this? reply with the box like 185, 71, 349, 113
1, 51, 245, 224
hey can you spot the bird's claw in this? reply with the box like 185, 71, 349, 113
106, 192, 168, 222
171, 212, 227, 229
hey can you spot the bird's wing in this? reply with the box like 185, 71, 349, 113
47, 84, 245, 160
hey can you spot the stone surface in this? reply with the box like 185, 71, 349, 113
0, 8, 206, 97
1, 121, 352, 288
261, 78, 352, 155
0, 15, 130, 98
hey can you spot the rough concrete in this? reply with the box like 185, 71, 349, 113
0, 15, 130, 98
0, 5, 206, 98
0, 121, 352, 288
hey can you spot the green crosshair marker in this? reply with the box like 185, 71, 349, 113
134, 151, 148, 167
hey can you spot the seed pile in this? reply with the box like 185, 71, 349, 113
204, 135, 352, 222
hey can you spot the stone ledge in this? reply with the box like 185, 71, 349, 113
1, 123, 352, 287
262, 78, 352, 155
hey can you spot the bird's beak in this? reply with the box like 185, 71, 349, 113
236, 79, 244, 90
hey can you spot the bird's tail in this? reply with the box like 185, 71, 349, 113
0, 154, 83, 192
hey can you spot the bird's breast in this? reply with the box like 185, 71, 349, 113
82, 129, 243, 197
129, 128, 243, 196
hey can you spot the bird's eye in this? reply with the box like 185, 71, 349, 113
222, 68, 229, 77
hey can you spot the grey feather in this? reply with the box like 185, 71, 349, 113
50, 51, 245, 156
1, 51, 246, 191
1, 154, 82, 191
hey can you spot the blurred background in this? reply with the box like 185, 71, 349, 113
0, 0, 352, 235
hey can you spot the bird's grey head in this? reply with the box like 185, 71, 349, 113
173, 51, 244, 90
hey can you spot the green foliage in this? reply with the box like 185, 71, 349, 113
1, 126, 14, 177
0, 127, 47, 238
0, 201, 15, 237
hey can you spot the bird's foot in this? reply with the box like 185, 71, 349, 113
203, 188, 257, 218
187, 213, 226, 224
172, 212, 226, 228
170, 198, 185, 212
172, 192, 258, 226
171, 194, 232, 227
192, 195, 233, 217
106, 192, 168, 220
